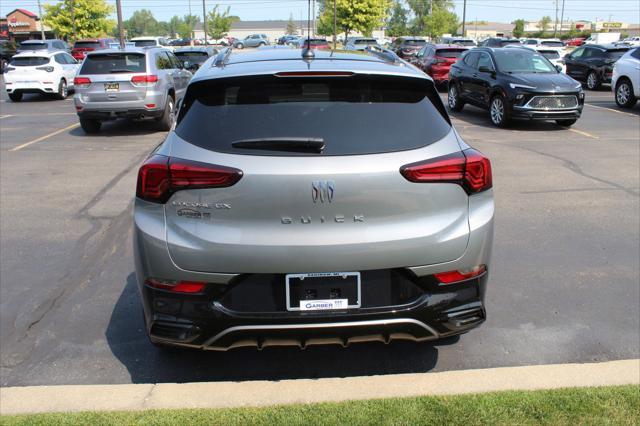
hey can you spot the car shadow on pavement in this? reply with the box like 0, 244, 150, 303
106, 273, 453, 384
448, 106, 571, 132
69, 119, 165, 138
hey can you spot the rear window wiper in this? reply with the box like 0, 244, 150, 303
231, 138, 325, 153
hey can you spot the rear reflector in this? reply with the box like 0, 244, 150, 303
400, 148, 492, 194
146, 278, 207, 293
145, 103, 156, 109
435, 265, 486, 285
73, 77, 91, 87
136, 155, 243, 203
131, 74, 159, 86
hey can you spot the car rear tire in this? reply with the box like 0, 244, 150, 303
56, 79, 68, 100
489, 94, 510, 127
236, 43, 244, 49
80, 118, 101, 134
8, 92, 22, 102
586, 71, 601, 90
156, 96, 175, 131
615, 78, 637, 108
259, 42, 266, 47
556, 119, 577, 127
447, 83, 465, 112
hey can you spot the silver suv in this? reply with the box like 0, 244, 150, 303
73, 47, 192, 133
134, 48, 494, 351
233, 34, 269, 49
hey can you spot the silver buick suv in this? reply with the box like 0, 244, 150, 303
133, 48, 494, 351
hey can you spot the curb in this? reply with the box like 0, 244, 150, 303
1, 359, 638, 415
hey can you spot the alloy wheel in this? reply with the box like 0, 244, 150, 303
587, 72, 597, 89
616, 82, 630, 105
448, 86, 457, 109
490, 97, 504, 125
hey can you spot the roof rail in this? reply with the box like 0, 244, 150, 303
364, 45, 400, 64
213, 47, 233, 68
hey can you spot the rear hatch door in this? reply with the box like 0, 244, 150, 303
77, 52, 148, 102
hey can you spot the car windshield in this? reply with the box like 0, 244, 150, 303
354, 39, 377, 45
493, 50, 557, 73
79, 53, 146, 74
538, 50, 560, 60
133, 40, 157, 47
436, 49, 466, 58
404, 39, 426, 46
10, 56, 49, 66
305, 39, 328, 46
453, 40, 475, 46
74, 41, 102, 49
605, 49, 627, 60
525, 40, 538, 45
20, 42, 47, 50
499, 39, 522, 47
175, 52, 208, 62
541, 41, 564, 47
176, 75, 451, 156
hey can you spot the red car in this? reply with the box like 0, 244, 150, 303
412, 44, 469, 88
565, 37, 586, 47
300, 38, 330, 50
71, 38, 115, 61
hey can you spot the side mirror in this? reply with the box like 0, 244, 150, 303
182, 60, 190, 69
478, 65, 494, 73
555, 64, 563, 72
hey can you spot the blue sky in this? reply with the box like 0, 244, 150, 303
2, 0, 639, 24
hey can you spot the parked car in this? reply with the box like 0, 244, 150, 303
392, 37, 427, 58
173, 46, 217, 71
299, 38, 331, 50
441, 37, 476, 47
564, 44, 629, 90
133, 48, 493, 351
17, 39, 70, 54
233, 34, 269, 49
345, 38, 380, 51
73, 47, 192, 133
0, 39, 17, 72
71, 38, 116, 61
170, 38, 192, 47
565, 37, 586, 47
131, 37, 170, 48
4, 50, 80, 101
615, 37, 640, 48
412, 44, 469, 88
584, 32, 620, 45
448, 47, 584, 127
612, 47, 640, 108
478, 37, 522, 48
278, 35, 299, 45
524, 38, 565, 49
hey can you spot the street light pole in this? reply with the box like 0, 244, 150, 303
560, 0, 566, 36
36, 0, 46, 40
116, 0, 125, 48
333, 0, 337, 49
461, 0, 467, 36
71, 0, 76, 41
202, 0, 208, 45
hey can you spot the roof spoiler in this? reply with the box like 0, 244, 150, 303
364, 45, 401, 64
213, 47, 233, 68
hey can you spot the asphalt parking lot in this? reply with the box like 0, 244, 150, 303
0, 79, 638, 387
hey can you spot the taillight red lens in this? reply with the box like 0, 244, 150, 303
136, 155, 243, 203
131, 74, 159, 86
146, 278, 207, 293
400, 149, 492, 194
434, 265, 486, 285
74, 77, 91, 86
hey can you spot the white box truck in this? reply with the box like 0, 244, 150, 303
584, 33, 621, 45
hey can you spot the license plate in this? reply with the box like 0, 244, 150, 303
285, 272, 361, 311
104, 82, 119, 92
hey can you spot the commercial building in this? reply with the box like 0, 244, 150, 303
0, 8, 53, 42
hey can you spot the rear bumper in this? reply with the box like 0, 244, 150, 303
5, 81, 58, 94
511, 107, 583, 120
73, 90, 167, 120
77, 107, 164, 120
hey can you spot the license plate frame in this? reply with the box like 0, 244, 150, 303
104, 82, 119, 92
285, 272, 361, 312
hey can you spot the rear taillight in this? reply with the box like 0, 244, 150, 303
400, 148, 492, 194
136, 155, 243, 203
74, 77, 91, 87
146, 278, 207, 293
131, 74, 159, 87
435, 265, 486, 285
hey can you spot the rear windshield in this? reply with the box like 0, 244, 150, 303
354, 39, 377, 45
74, 41, 101, 49
538, 50, 560, 59
452, 40, 475, 46
79, 53, 146, 74
304, 39, 328, 46
20, 42, 47, 50
436, 49, 466, 58
541, 41, 564, 47
403, 39, 426, 46
605, 49, 627, 60
176, 75, 451, 156
133, 40, 157, 47
10, 56, 49, 66
175, 52, 208, 61
499, 40, 522, 46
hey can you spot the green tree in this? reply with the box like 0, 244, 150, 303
407, 0, 453, 35
207, 6, 237, 40
317, 0, 389, 39
124, 9, 159, 38
43, 0, 114, 41
167, 15, 184, 38
512, 19, 525, 38
286, 13, 298, 34
386, 1, 408, 37
422, 6, 458, 38
539, 15, 552, 34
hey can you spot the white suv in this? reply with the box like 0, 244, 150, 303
612, 47, 640, 108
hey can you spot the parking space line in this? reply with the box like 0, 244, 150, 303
0, 114, 13, 119
9, 123, 80, 152
569, 128, 599, 139
585, 103, 638, 117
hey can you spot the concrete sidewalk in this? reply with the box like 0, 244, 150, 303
1, 359, 638, 415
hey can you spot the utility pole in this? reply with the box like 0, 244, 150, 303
553, 0, 559, 37
70, 0, 76, 41
189, 0, 192, 15
202, 0, 208, 45
333, 0, 337, 49
36, 0, 46, 40
312, 0, 316, 37
461, 0, 467, 37
116, 0, 125, 48
559, 0, 565, 36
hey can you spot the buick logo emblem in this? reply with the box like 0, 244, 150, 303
312, 180, 335, 203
